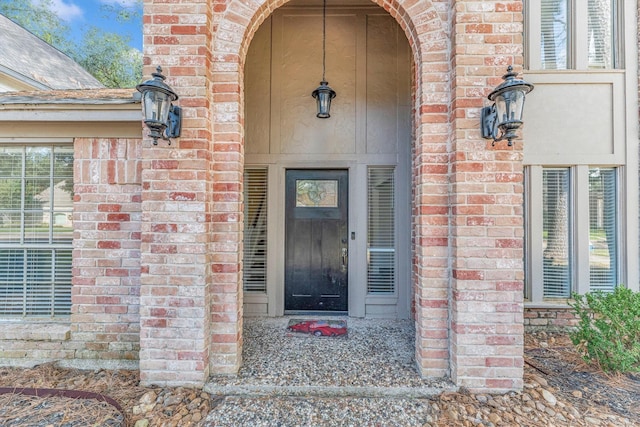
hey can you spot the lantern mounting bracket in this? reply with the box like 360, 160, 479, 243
166, 105, 182, 140
481, 104, 499, 145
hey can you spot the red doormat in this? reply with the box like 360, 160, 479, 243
286, 319, 347, 337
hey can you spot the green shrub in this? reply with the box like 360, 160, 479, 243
569, 287, 640, 372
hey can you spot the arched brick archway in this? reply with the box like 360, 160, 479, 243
140, 0, 525, 392
208, 0, 452, 378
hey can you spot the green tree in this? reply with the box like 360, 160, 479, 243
0, 0, 74, 51
100, 0, 142, 24
0, 0, 142, 88
74, 27, 142, 88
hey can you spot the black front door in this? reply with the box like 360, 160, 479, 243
285, 170, 348, 312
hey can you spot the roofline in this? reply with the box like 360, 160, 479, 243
0, 108, 141, 122
0, 64, 52, 90
0, 92, 141, 106
0, 90, 142, 122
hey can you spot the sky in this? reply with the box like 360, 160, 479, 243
46, 0, 142, 51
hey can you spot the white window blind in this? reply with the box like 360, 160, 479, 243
540, 0, 569, 69
588, 168, 618, 291
0, 146, 73, 317
587, 0, 615, 69
534, 0, 620, 70
242, 168, 268, 293
542, 168, 571, 298
367, 167, 395, 294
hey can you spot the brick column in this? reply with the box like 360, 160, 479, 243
208, 0, 286, 375
399, 0, 452, 379
449, 0, 525, 392
140, 0, 213, 387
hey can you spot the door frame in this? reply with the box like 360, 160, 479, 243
269, 163, 365, 317
241, 159, 410, 319
283, 168, 349, 313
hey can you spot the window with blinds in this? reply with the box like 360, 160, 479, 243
367, 167, 395, 294
587, 0, 616, 69
588, 168, 618, 291
0, 146, 74, 317
536, 0, 619, 70
541, 0, 569, 70
542, 168, 572, 298
242, 168, 268, 293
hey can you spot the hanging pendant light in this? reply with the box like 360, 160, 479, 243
311, 0, 336, 118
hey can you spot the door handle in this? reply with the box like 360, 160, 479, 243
341, 247, 348, 271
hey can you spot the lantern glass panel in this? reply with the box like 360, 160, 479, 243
494, 88, 526, 125
142, 90, 171, 125
316, 91, 331, 118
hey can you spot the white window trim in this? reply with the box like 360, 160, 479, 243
526, 0, 623, 70
526, 165, 626, 303
0, 143, 74, 318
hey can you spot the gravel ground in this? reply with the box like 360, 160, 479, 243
205, 317, 453, 394
1, 318, 639, 426
202, 317, 449, 426
205, 396, 439, 427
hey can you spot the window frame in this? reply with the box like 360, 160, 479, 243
242, 167, 269, 294
366, 166, 397, 295
0, 143, 74, 318
525, 0, 624, 70
525, 165, 624, 302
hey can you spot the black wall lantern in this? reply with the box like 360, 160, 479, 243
311, 0, 336, 118
481, 66, 534, 146
136, 66, 181, 145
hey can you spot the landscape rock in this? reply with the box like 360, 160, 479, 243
0, 329, 638, 427
541, 388, 558, 406
139, 390, 157, 405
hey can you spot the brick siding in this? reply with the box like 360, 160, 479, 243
524, 307, 579, 330
1, 0, 536, 393
136, 0, 528, 392
71, 138, 142, 361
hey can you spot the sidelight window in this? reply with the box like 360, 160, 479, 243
367, 167, 395, 294
542, 168, 572, 297
243, 168, 268, 293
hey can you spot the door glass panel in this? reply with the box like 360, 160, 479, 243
295, 180, 338, 207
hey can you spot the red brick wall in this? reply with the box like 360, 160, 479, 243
447, 0, 526, 392
136, 0, 527, 391
71, 138, 142, 361
140, 0, 215, 386
525, 307, 579, 329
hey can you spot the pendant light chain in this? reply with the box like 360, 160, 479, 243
322, 0, 327, 82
